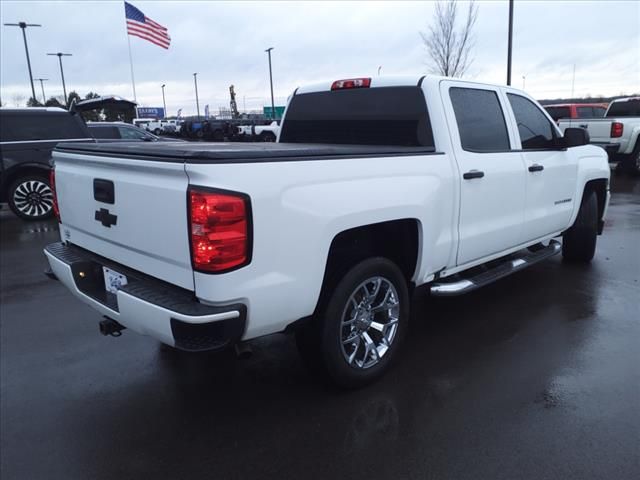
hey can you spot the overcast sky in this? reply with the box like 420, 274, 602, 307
1, 0, 639, 115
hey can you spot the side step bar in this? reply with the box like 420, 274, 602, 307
431, 240, 561, 297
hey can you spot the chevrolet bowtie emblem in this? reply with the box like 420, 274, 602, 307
95, 208, 118, 228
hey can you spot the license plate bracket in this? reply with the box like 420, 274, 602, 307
103, 267, 128, 294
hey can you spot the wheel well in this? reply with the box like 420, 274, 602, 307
584, 178, 607, 224
1, 165, 50, 201
321, 219, 420, 297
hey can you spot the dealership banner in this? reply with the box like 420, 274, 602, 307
136, 107, 165, 119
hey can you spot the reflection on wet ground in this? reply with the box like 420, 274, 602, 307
1, 176, 638, 479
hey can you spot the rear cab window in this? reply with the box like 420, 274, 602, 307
606, 98, 640, 117
279, 86, 434, 147
0, 111, 90, 142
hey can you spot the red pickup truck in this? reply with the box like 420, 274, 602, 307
544, 103, 608, 122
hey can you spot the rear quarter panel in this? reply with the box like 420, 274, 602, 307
187, 153, 457, 339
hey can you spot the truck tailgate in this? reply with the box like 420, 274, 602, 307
53, 149, 193, 290
560, 118, 612, 144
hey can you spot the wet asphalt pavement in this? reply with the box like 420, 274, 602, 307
1, 175, 639, 480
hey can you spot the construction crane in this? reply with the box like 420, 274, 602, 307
229, 85, 239, 119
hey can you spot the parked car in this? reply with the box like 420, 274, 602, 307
237, 121, 280, 142
87, 122, 183, 142
45, 75, 609, 387
0, 107, 94, 220
544, 103, 608, 122
149, 119, 182, 135
132, 118, 155, 130
179, 119, 239, 141
558, 97, 640, 174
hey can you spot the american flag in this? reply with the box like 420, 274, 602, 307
125, 2, 171, 49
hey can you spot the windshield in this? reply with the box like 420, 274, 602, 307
279, 86, 434, 147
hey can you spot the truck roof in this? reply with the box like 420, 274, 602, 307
295, 74, 518, 95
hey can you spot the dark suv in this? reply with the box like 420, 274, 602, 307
0, 108, 93, 221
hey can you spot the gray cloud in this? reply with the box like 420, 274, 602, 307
1, 0, 638, 114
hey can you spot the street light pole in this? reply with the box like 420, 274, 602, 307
35, 78, 48, 104
506, 0, 514, 86
193, 73, 200, 119
522, 75, 526, 90
265, 47, 276, 120
4, 22, 41, 102
47, 52, 72, 107
161, 84, 167, 119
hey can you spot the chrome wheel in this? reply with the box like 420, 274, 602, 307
12, 179, 53, 218
340, 276, 400, 369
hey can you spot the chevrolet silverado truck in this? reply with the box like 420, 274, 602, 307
44, 76, 610, 387
558, 97, 640, 174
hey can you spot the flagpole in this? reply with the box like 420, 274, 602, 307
124, 6, 137, 103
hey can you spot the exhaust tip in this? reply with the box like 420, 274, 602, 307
235, 342, 253, 360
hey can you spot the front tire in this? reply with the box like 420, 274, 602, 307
8, 175, 54, 221
562, 190, 598, 263
297, 257, 409, 388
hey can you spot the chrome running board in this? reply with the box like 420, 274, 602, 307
430, 240, 561, 297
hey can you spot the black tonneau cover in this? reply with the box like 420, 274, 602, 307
54, 141, 437, 164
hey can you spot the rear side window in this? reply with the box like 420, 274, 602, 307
545, 106, 571, 121
279, 86, 434, 147
0, 112, 89, 142
606, 99, 640, 117
449, 87, 510, 152
508, 94, 557, 150
88, 126, 119, 139
118, 126, 148, 140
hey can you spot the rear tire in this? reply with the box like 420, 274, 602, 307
616, 143, 640, 176
8, 175, 54, 221
562, 190, 598, 263
296, 257, 409, 388
260, 132, 276, 142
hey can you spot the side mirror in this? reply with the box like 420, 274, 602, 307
563, 127, 590, 148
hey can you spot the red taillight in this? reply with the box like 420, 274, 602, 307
188, 188, 250, 273
331, 77, 371, 90
611, 122, 623, 138
49, 168, 60, 222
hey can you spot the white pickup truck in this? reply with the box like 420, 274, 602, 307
237, 121, 280, 142
558, 97, 640, 174
45, 76, 610, 387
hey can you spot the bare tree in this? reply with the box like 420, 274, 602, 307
420, 0, 478, 78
